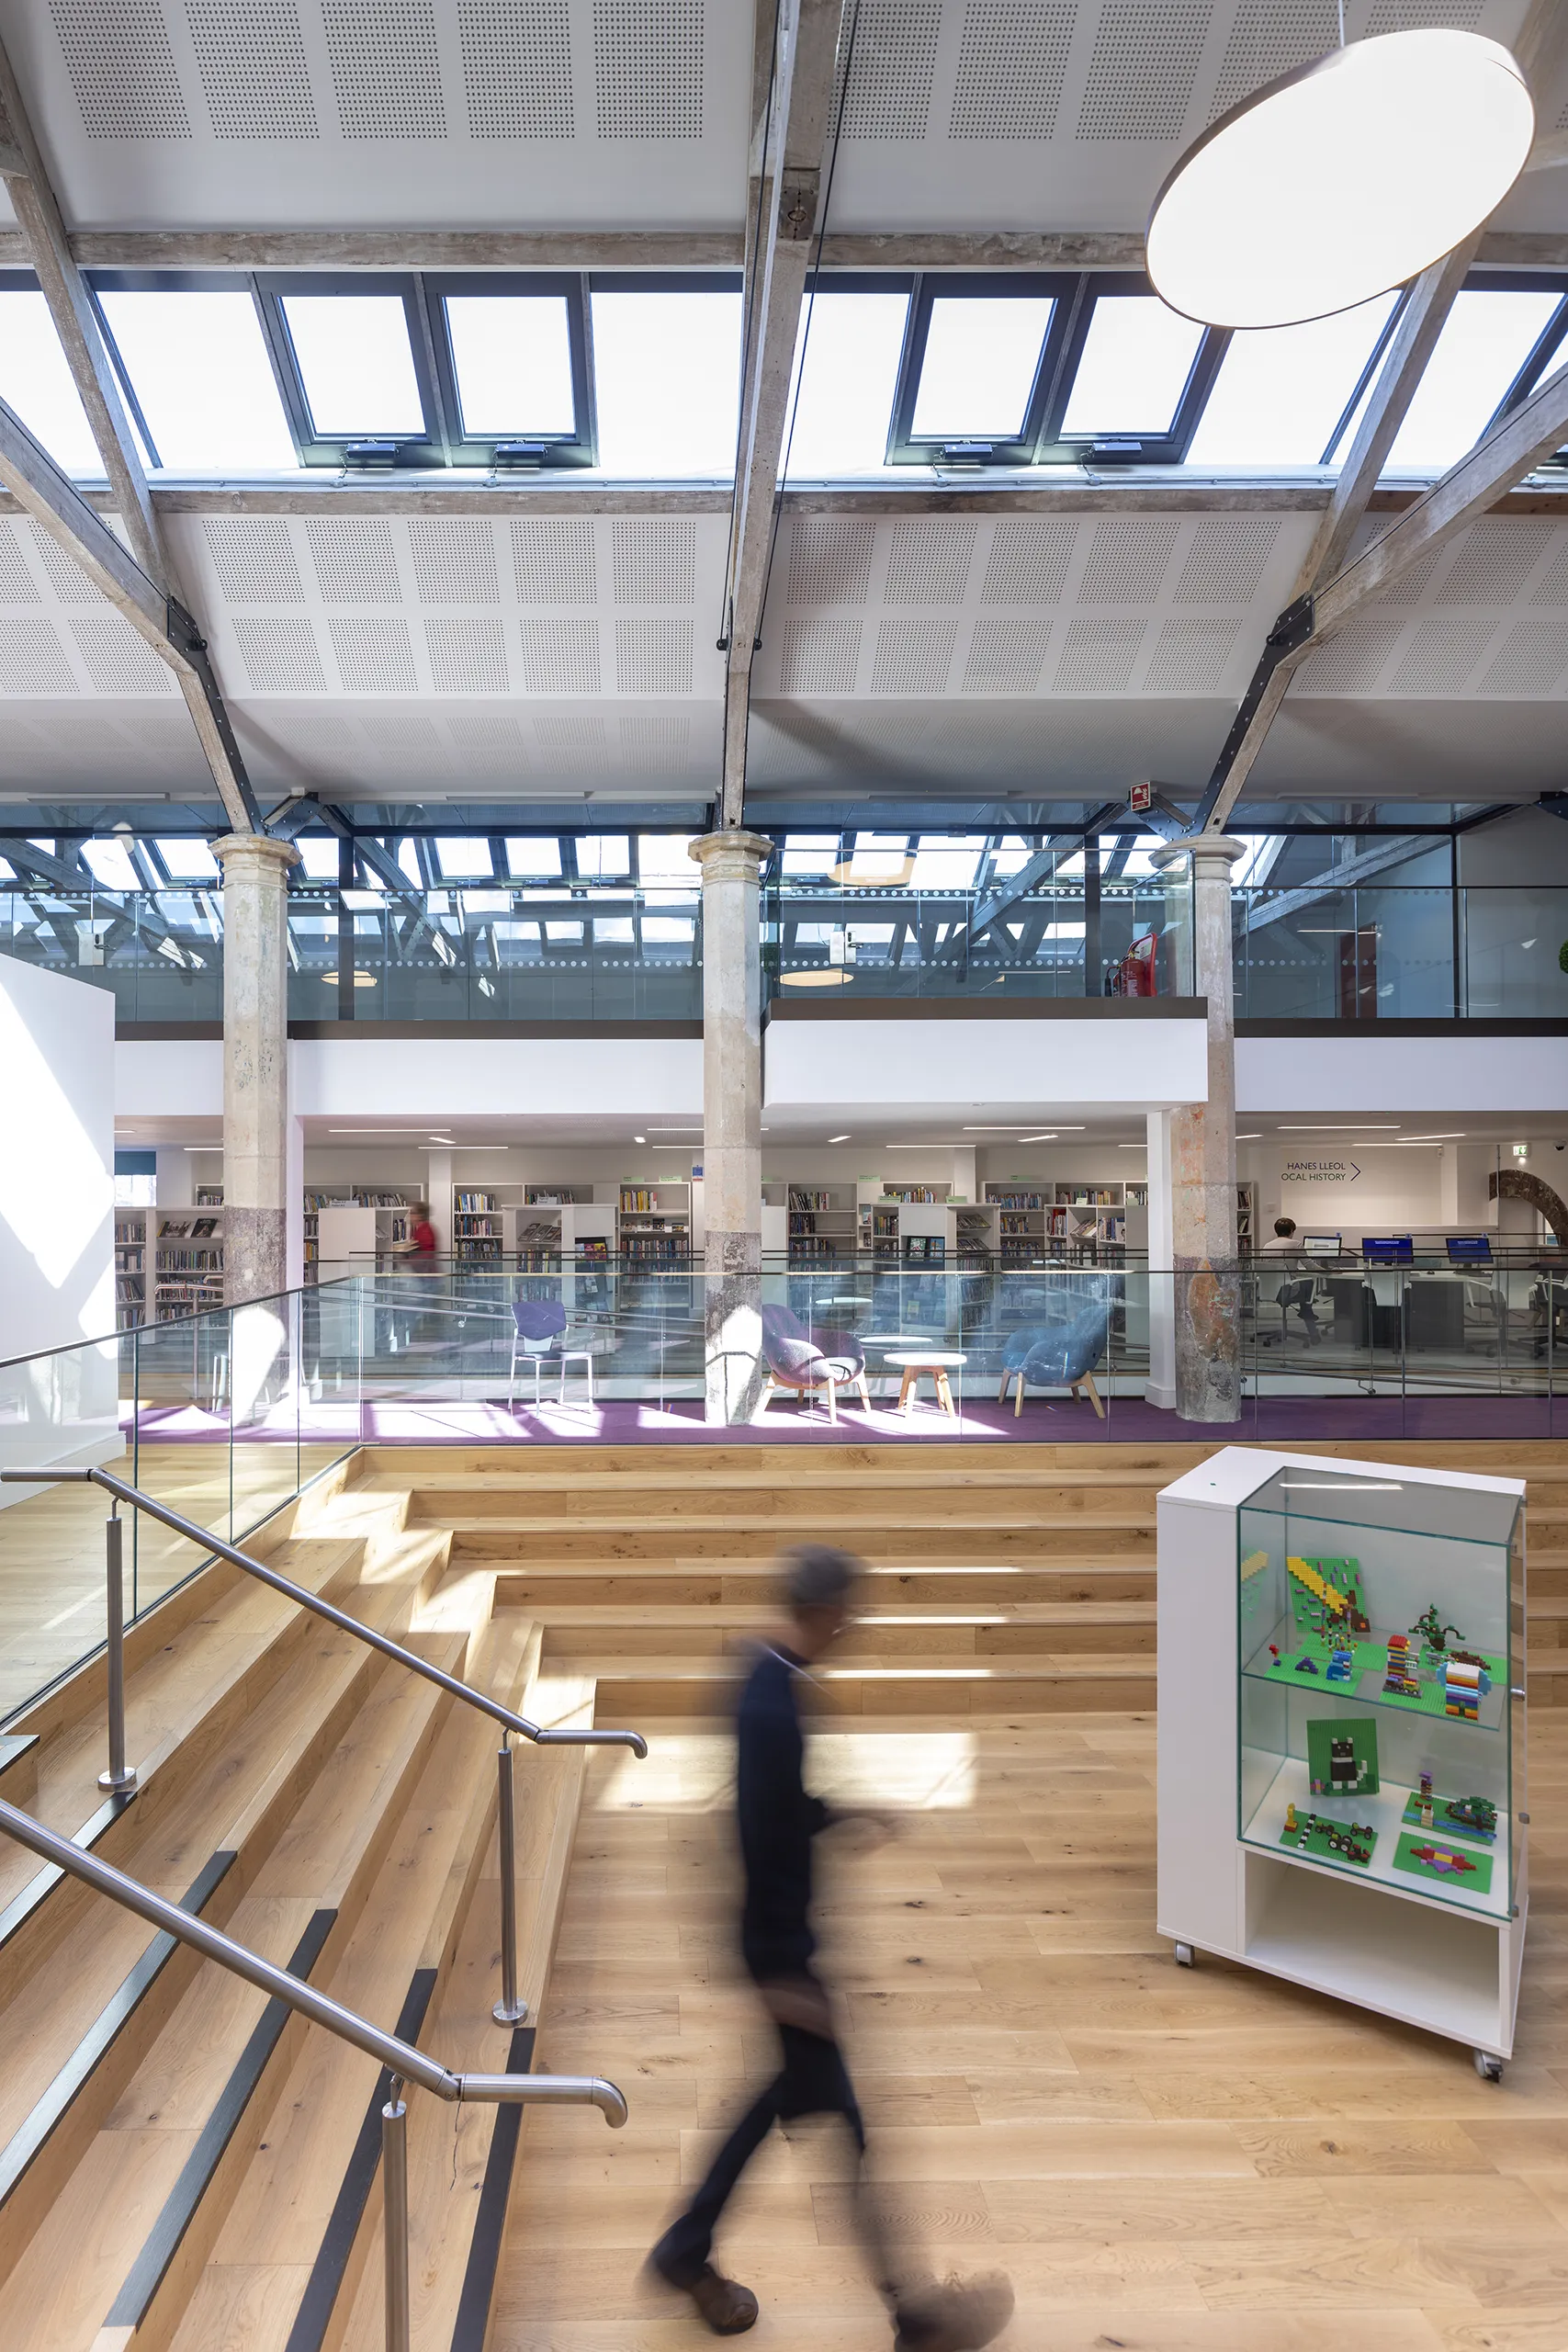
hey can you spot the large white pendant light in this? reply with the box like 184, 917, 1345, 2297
1147, 28, 1534, 330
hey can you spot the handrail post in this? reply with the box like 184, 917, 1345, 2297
492, 1734, 526, 2026
99, 1504, 136, 1794
382, 2076, 410, 2352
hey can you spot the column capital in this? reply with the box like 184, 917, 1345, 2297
689, 830, 773, 882
212, 832, 300, 879
1150, 834, 1247, 880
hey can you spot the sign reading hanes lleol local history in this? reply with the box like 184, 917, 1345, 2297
1281, 1157, 1361, 1185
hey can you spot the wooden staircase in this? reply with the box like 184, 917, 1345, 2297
0, 1457, 608, 2352
352, 1434, 1568, 1718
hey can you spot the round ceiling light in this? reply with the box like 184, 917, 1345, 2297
1146, 30, 1534, 330
781, 968, 852, 987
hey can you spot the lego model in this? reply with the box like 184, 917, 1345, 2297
1326, 1645, 1354, 1684
1393, 1829, 1495, 1893
1280, 1806, 1376, 1866
1445, 1658, 1484, 1723
1445, 1794, 1498, 1842
1411, 1604, 1465, 1658
1400, 1787, 1499, 1846
1306, 1715, 1379, 1798
1382, 1633, 1421, 1700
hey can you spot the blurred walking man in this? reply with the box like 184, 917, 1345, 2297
648, 1544, 1012, 2350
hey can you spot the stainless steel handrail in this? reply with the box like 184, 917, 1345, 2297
2, 1462, 647, 2025
0, 1792, 625, 2352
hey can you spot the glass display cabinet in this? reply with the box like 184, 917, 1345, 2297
1158, 1448, 1527, 2075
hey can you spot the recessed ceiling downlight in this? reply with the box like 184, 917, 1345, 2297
1147, 30, 1533, 330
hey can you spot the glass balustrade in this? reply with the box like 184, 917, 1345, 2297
2, 878, 1562, 1023
0, 1254, 1560, 1735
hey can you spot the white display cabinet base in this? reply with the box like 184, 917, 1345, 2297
1157, 1444, 1527, 2070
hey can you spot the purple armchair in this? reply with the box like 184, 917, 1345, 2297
760, 1305, 870, 1423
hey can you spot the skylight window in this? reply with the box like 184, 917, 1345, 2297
154, 839, 220, 881
643, 915, 694, 943
445, 295, 575, 436
1384, 288, 1564, 472
0, 291, 101, 475
909, 838, 983, 889
637, 835, 699, 885
1185, 293, 1397, 469
575, 835, 630, 878
782, 836, 840, 876
293, 837, 340, 882
280, 295, 425, 438
98, 290, 298, 472
1061, 295, 1205, 436
841, 834, 912, 886
784, 292, 909, 476
506, 837, 562, 878
81, 838, 141, 891
911, 298, 1053, 440
435, 837, 494, 880
591, 290, 741, 476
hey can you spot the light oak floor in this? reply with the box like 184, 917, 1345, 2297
495, 1708, 1568, 2352
0, 1442, 345, 1721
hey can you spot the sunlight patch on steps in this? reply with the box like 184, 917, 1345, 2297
591, 1728, 976, 1813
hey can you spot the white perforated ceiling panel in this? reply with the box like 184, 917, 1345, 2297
754, 509, 1311, 705
10, 0, 749, 231
168, 510, 728, 706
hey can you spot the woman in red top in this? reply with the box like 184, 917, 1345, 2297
403, 1204, 437, 1265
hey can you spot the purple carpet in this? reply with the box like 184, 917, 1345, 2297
128, 1391, 1564, 1447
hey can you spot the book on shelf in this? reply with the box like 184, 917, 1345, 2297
454, 1191, 496, 1213
577, 1238, 610, 1262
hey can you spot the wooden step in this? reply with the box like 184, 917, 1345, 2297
407, 1479, 1165, 1522
498, 1559, 1156, 1607
536, 1599, 1156, 1660
160, 1660, 589, 2352
0, 1634, 468, 2352
583, 1652, 1157, 1718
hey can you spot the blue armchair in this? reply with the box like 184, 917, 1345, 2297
997, 1301, 1110, 1419
760, 1305, 870, 1423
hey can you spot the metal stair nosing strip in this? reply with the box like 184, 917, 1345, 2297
281, 1966, 441, 2352
101, 1905, 339, 2334
450, 2023, 537, 2352
0, 1787, 136, 1954
0, 1849, 235, 2211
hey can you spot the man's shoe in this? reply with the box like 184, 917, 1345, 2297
646, 2248, 760, 2335
894, 2271, 1014, 2352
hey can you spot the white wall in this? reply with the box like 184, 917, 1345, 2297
1236, 1033, 1565, 1114
0, 960, 119, 1481
765, 1014, 1208, 1114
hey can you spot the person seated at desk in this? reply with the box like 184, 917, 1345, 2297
1262, 1216, 1322, 1345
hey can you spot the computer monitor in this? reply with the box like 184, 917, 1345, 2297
1302, 1234, 1341, 1255
1447, 1235, 1493, 1264
1362, 1236, 1414, 1264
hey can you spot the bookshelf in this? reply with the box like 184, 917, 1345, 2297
452, 1188, 503, 1264
115, 1207, 148, 1329
1236, 1182, 1257, 1253
618, 1182, 692, 1267
154, 1211, 225, 1317
305, 1189, 414, 1281
762, 1182, 859, 1264
982, 1180, 1151, 1263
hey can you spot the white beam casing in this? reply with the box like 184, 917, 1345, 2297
722, 0, 847, 827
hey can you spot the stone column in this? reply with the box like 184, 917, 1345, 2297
691, 831, 770, 1425
1150, 837, 1246, 1423
213, 834, 299, 1305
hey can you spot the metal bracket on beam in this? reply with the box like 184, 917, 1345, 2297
1192, 593, 1315, 834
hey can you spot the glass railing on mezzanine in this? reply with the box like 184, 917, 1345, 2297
0, 883, 705, 1024
0, 1254, 1561, 1734
1235, 883, 1568, 1021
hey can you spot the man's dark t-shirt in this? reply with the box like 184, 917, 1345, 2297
736, 1645, 831, 1984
